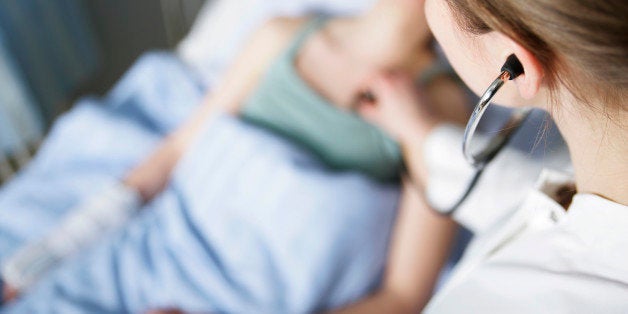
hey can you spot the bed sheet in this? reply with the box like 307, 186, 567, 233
0, 52, 203, 263
0, 52, 400, 313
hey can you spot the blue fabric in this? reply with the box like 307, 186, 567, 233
0, 52, 202, 262
0, 52, 400, 313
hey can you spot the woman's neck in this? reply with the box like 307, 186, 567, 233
553, 96, 628, 206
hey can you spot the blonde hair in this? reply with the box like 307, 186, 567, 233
445, 0, 627, 110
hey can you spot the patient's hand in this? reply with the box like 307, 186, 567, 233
124, 143, 180, 203
1, 283, 19, 305
124, 127, 198, 203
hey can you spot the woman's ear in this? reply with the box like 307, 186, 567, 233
508, 43, 544, 100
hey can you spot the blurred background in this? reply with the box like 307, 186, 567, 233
0, 0, 207, 184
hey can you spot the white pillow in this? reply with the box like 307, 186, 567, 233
177, 0, 375, 88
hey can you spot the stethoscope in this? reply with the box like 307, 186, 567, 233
433, 54, 531, 215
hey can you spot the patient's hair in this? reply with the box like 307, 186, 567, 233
445, 0, 627, 110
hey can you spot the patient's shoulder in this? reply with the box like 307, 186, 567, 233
262, 16, 310, 32
255, 16, 311, 46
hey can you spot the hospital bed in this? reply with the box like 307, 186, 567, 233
0, 0, 405, 312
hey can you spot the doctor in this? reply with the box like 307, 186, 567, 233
337, 0, 628, 312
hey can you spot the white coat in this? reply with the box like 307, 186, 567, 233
422, 123, 628, 313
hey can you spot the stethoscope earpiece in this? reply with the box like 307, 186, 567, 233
500, 54, 524, 81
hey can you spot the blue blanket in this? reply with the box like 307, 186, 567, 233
0, 52, 400, 313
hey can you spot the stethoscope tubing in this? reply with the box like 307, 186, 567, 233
430, 55, 529, 215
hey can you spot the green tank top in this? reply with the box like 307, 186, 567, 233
240, 16, 402, 182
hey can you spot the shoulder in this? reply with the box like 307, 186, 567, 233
203, 16, 316, 113
260, 16, 311, 35
253, 16, 311, 47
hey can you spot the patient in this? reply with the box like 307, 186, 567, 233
124, 0, 467, 200
1, 0, 467, 311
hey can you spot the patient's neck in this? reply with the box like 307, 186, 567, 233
296, 6, 434, 109
355, 0, 432, 70
326, 3, 432, 74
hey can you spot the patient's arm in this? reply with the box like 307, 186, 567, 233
124, 18, 308, 202
332, 180, 457, 313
